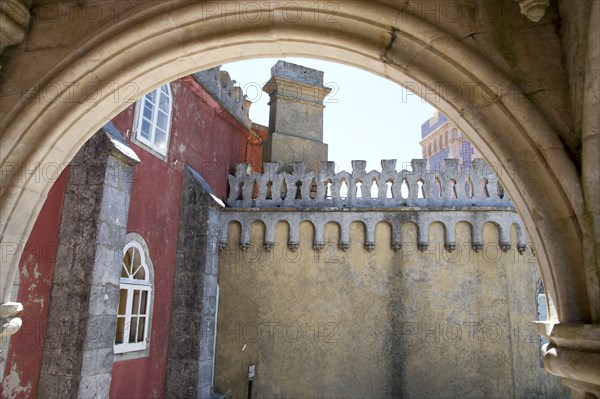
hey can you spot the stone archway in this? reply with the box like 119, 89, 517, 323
0, 1, 598, 395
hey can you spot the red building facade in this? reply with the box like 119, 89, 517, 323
1, 67, 264, 399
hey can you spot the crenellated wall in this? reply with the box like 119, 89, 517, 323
214, 158, 568, 398
222, 158, 521, 252
193, 66, 253, 130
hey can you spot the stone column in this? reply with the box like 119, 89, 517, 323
262, 60, 332, 172
164, 167, 221, 399
536, 322, 600, 398
37, 125, 139, 398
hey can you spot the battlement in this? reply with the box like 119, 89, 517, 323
193, 66, 252, 129
226, 158, 510, 208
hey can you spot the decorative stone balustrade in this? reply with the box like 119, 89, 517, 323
221, 159, 526, 253
227, 159, 510, 208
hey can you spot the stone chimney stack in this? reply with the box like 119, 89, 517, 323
262, 60, 332, 171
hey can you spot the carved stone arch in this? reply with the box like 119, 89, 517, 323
295, 218, 318, 250
425, 221, 448, 252
323, 220, 341, 249
0, 0, 593, 341
438, 220, 457, 252
272, 219, 291, 250
349, 219, 368, 247
275, 219, 291, 229
373, 220, 393, 252
480, 220, 510, 252
400, 221, 420, 252
221, 219, 242, 250
250, 218, 266, 232
510, 222, 528, 254
323, 219, 341, 230
454, 220, 475, 247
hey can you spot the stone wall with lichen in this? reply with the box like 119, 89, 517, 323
213, 160, 569, 399
215, 221, 568, 399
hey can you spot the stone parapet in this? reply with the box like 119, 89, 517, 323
226, 159, 510, 208
193, 67, 252, 129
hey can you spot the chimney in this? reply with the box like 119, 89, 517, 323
262, 60, 332, 171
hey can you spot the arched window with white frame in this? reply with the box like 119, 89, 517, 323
133, 84, 172, 157
115, 240, 153, 354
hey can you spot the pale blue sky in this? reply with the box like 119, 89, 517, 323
223, 58, 436, 172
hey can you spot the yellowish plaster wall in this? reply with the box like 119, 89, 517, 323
215, 220, 568, 398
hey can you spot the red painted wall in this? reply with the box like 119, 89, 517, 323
109, 77, 261, 398
0, 170, 68, 399
2, 74, 263, 399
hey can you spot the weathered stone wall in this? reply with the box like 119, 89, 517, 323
37, 129, 138, 399
164, 167, 220, 399
215, 220, 568, 398
216, 161, 567, 398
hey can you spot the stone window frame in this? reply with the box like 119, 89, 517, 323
114, 232, 155, 361
131, 84, 173, 161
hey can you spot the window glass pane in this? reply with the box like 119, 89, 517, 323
132, 290, 140, 315
131, 248, 140, 269
156, 110, 168, 131
118, 289, 127, 315
133, 265, 146, 280
140, 290, 148, 315
129, 317, 138, 343
154, 129, 166, 149
121, 250, 131, 277
145, 91, 155, 104
159, 88, 170, 110
137, 317, 146, 342
143, 103, 153, 120
115, 317, 125, 344
140, 120, 152, 140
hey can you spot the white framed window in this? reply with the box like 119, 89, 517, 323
133, 84, 172, 157
115, 240, 153, 354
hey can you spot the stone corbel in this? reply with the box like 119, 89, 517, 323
0, 0, 30, 50
535, 322, 600, 398
0, 302, 23, 339
516, 0, 550, 22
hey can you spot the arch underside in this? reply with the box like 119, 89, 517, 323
0, 1, 592, 323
